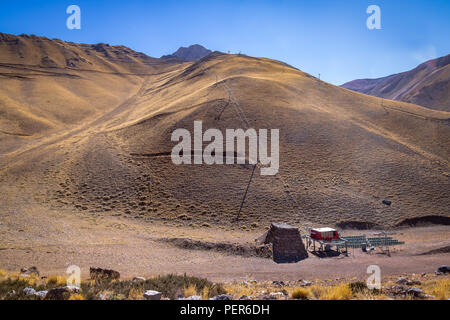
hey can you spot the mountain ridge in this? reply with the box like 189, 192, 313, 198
341, 54, 450, 112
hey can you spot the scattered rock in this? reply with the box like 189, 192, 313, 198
382, 200, 391, 206
396, 277, 421, 286
387, 285, 408, 296
299, 280, 312, 287
45, 287, 71, 300
35, 291, 48, 299
209, 294, 232, 300
269, 292, 285, 299
132, 276, 146, 282
406, 287, 423, 297
436, 265, 450, 274
23, 287, 36, 296
64, 285, 81, 293
20, 266, 40, 277
143, 290, 162, 300
90, 267, 120, 280
239, 295, 252, 300
272, 280, 285, 287
98, 293, 109, 300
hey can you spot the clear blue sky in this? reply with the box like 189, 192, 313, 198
1, 0, 449, 84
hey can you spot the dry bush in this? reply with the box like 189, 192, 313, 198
128, 287, 145, 300
184, 284, 198, 297
428, 278, 450, 300
291, 287, 310, 299
46, 275, 67, 287
201, 286, 210, 300
321, 283, 353, 300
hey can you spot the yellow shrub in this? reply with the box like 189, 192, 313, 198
184, 284, 198, 297
47, 275, 67, 286
0, 269, 7, 278
308, 284, 327, 299
69, 294, 85, 300
128, 288, 145, 300
223, 283, 254, 298
201, 286, 209, 300
17, 274, 39, 286
291, 287, 310, 300
429, 279, 450, 300
321, 283, 353, 300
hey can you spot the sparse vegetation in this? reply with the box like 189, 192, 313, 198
291, 287, 310, 299
425, 278, 450, 300
0, 269, 448, 300
0, 272, 225, 300
321, 283, 353, 300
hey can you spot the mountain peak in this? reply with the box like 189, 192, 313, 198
161, 44, 212, 62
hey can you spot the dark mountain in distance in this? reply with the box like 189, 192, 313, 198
341, 54, 450, 112
161, 44, 212, 62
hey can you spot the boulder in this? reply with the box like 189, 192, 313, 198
45, 287, 71, 300
387, 285, 407, 296
132, 276, 146, 282
89, 267, 120, 280
436, 265, 450, 274
35, 291, 48, 299
382, 200, 392, 206
22, 287, 36, 296
299, 280, 312, 287
269, 292, 285, 299
406, 287, 423, 297
239, 295, 252, 300
20, 266, 40, 277
143, 290, 162, 300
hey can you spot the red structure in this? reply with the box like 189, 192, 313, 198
309, 227, 340, 241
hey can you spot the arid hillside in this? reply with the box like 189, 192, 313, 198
341, 54, 450, 112
0, 32, 178, 154
0, 34, 449, 232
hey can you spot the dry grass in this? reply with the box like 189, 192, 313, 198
46, 275, 67, 287
183, 284, 198, 297
425, 278, 450, 300
127, 287, 145, 300
0, 272, 225, 300
291, 287, 310, 299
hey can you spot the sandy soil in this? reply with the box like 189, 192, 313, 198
0, 192, 448, 283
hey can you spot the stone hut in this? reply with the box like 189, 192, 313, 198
257, 223, 308, 263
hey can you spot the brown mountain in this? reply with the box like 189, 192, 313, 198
0, 33, 449, 233
341, 54, 450, 112
161, 44, 212, 62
